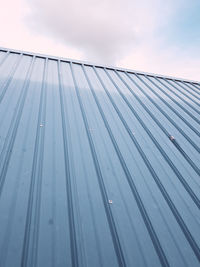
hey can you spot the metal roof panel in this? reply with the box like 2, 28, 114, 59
0, 48, 199, 267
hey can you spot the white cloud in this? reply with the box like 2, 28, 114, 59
0, 0, 82, 59
26, 0, 175, 63
0, 0, 199, 81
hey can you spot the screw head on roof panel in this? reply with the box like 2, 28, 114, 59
108, 200, 113, 204
169, 135, 175, 141
40, 124, 43, 127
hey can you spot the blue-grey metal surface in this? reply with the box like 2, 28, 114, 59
0, 48, 199, 267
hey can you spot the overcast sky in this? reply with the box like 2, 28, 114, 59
0, 0, 200, 80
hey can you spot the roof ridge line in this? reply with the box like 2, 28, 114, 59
0, 46, 199, 85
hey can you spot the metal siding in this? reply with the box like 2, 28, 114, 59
0, 49, 199, 267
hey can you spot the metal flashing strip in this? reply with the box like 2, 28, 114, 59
0, 46, 199, 85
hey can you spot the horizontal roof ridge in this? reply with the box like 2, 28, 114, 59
0, 46, 199, 85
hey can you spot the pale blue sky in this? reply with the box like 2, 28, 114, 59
164, 1, 200, 46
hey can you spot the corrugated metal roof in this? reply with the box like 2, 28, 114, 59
0, 48, 199, 267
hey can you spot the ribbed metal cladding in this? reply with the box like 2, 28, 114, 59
0, 48, 199, 267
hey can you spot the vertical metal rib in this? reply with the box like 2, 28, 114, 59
173, 80, 200, 102
146, 76, 200, 124
0, 53, 23, 104
57, 61, 79, 267
90, 66, 170, 267
0, 71, 36, 266
0, 51, 9, 68
177, 81, 200, 97
188, 83, 200, 95
94, 66, 200, 263
106, 69, 200, 208
21, 58, 47, 267
0, 56, 35, 267
165, 79, 200, 107
0, 56, 35, 197
125, 73, 200, 175
154, 77, 200, 116
136, 74, 200, 137
70, 62, 126, 267
126, 73, 200, 153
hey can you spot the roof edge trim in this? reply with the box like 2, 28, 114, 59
0, 46, 199, 85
